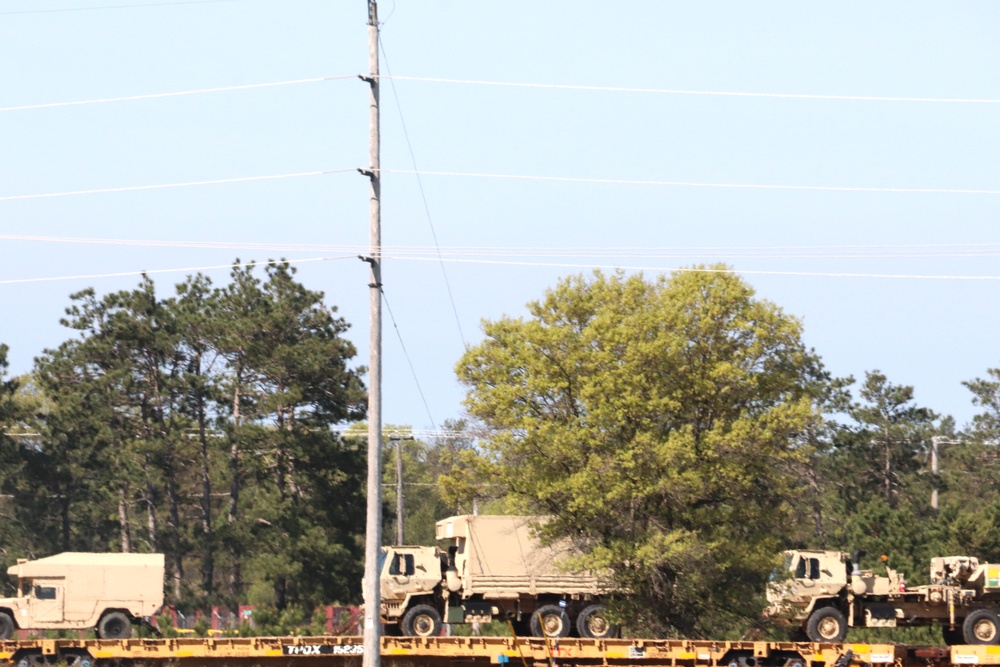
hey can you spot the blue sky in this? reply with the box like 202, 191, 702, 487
2, 0, 999, 433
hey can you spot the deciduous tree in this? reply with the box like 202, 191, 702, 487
457, 268, 824, 637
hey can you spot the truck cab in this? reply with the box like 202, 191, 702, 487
380, 546, 442, 602
379, 545, 445, 635
767, 550, 851, 617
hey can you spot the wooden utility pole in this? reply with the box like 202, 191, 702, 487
395, 437, 405, 544
361, 1, 382, 666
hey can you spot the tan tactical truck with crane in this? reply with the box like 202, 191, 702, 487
380, 515, 614, 639
0, 552, 164, 639
767, 549, 1000, 645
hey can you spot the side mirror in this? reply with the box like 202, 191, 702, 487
416, 564, 426, 572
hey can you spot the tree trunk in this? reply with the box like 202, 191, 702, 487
883, 426, 893, 507
60, 489, 71, 551
146, 463, 158, 552
119, 484, 132, 553
805, 458, 824, 542
229, 374, 242, 597
166, 466, 183, 601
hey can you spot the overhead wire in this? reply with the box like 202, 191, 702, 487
380, 287, 438, 431
0, 256, 355, 285
10, 235, 1000, 260
389, 257, 1000, 281
380, 75, 1000, 105
379, 37, 467, 347
380, 170, 1000, 195
5, 73, 999, 110
0, 76, 357, 113
5, 169, 1000, 202
0, 0, 248, 15
0, 170, 353, 201
6, 246, 1000, 282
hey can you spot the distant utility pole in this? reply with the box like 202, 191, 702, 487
930, 436, 963, 510
361, 1, 382, 666
392, 436, 410, 545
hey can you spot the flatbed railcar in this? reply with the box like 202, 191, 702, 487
0, 637, 986, 667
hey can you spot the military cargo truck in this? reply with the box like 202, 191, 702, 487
767, 549, 1000, 645
0, 552, 165, 639
380, 515, 613, 639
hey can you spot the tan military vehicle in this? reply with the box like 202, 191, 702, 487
380, 515, 613, 639
767, 549, 1000, 644
0, 552, 165, 639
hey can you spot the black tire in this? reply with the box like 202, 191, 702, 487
0, 612, 14, 640
805, 607, 847, 643
964, 609, 1000, 645
576, 604, 617, 639
97, 611, 132, 639
531, 604, 571, 639
400, 604, 442, 638
943, 625, 965, 645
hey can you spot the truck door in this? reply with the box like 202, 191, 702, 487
29, 580, 64, 623
381, 551, 417, 601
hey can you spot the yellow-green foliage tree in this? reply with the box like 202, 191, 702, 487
456, 268, 826, 638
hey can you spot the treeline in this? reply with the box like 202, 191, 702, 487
0, 262, 376, 609
2, 264, 1000, 640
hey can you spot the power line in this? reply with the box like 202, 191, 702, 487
0, 256, 355, 285
4, 73, 997, 116
381, 169, 1000, 195
6, 249, 1000, 283
381, 75, 1000, 105
393, 256, 1000, 282
9, 235, 1000, 260
0, 170, 353, 201
6, 169, 1000, 202
0, 0, 248, 16
0, 76, 357, 112
380, 287, 437, 431
379, 38, 466, 348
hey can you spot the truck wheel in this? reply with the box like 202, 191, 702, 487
963, 610, 1000, 645
943, 626, 965, 645
97, 611, 133, 639
805, 607, 847, 642
531, 605, 571, 638
576, 604, 617, 639
401, 605, 441, 638
0, 612, 13, 640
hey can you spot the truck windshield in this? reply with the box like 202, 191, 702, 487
795, 557, 820, 580
389, 553, 414, 576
